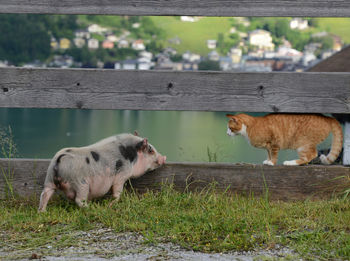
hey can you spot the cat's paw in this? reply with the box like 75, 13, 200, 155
263, 160, 274, 166
319, 155, 331, 165
283, 160, 298, 166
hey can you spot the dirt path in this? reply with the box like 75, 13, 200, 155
1, 228, 301, 260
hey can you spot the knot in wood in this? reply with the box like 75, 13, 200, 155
167, 82, 174, 89
257, 85, 264, 98
76, 101, 83, 109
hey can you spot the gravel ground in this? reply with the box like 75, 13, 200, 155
1, 227, 302, 261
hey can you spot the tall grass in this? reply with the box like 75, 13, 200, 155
0, 184, 349, 260
0, 126, 17, 199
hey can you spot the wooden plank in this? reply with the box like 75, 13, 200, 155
1, 68, 350, 113
0, 159, 349, 200
0, 0, 350, 17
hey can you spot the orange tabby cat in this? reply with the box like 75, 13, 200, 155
226, 113, 343, 166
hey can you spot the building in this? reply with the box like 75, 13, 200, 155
50, 37, 59, 50
88, 38, 99, 49
230, 48, 243, 64
118, 39, 129, 48
106, 34, 119, 42
180, 16, 199, 22
88, 24, 108, 34
182, 51, 201, 62
248, 30, 275, 51
290, 18, 309, 30
73, 38, 85, 48
132, 40, 146, 51
75, 29, 91, 39
102, 40, 114, 49
207, 40, 217, 49
59, 38, 71, 49
208, 50, 220, 61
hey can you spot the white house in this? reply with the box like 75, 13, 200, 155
182, 51, 201, 62
290, 18, 309, 30
207, 40, 217, 49
230, 48, 242, 63
139, 51, 153, 60
122, 60, 138, 70
132, 40, 146, 51
180, 16, 199, 22
74, 38, 85, 48
118, 39, 129, 48
75, 29, 91, 39
132, 23, 141, 28
106, 34, 119, 42
88, 24, 108, 34
88, 38, 99, 49
208, 50, 220, 61
248, 30, 275, 51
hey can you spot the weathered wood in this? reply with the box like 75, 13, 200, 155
1, 68, 350, 113
0, 0, 349, 17
1, 159, 349, 200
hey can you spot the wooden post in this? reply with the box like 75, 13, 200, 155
343, 122, 350, 165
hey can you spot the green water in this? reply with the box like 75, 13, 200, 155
0, 109, 332, 164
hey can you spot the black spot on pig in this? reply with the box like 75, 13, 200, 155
56, 154, 66, 164
86, 157, 90, 164
53, 154, 66, 188
66, 149, 72, 152
119, 145, 137, 162
115, 160, 123, 173
90, 151, 99, 162
135, 140, 144, 151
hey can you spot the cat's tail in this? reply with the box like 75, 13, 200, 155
320, 118, 343, 164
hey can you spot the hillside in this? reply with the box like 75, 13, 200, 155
150, 17, 232, 56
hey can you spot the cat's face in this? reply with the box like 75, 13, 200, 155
226, 114, 243, 136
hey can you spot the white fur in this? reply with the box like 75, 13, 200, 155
320, 154, 331, 165
226, 126, 235, 136
283, 160, 298, 166
263, 160, 274, 166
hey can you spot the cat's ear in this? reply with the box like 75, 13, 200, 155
226, 114, 236, 119
226, 114, 237, 123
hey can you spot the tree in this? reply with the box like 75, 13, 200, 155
198, 60, 221, 71
0, 14, 51, 65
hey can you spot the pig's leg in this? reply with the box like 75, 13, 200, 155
38, 184, 56, 212
74, 184, 89, 208
109, 177, 127, 206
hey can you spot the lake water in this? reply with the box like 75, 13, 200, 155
0, 109, 332, 164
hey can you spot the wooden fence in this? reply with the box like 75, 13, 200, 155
1, 0, 350, 200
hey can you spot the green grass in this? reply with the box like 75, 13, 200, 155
0, 185, 349, 260
314, 18, 350, 44
150, 17, 232, 55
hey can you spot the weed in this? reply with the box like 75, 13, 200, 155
0, 126, 18, 199
206, 146, 217, 162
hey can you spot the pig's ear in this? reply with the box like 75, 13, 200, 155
136, 138, 148, 152
134, 130, 139, 136
142, 138, 148, 148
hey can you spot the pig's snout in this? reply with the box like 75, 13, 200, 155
157, 155, 166, 165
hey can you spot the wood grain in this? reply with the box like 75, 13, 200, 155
1, 159, 349, 200
0, 0, 349, 17
1, 68, 350, 113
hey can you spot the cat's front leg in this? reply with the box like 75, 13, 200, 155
263, 146, 279, 165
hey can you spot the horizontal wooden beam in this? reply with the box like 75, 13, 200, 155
0, 0, 349, 17
1, 68, 350, 113
0, 159, 349, 200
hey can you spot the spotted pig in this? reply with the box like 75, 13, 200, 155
38, 133, 166, 212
